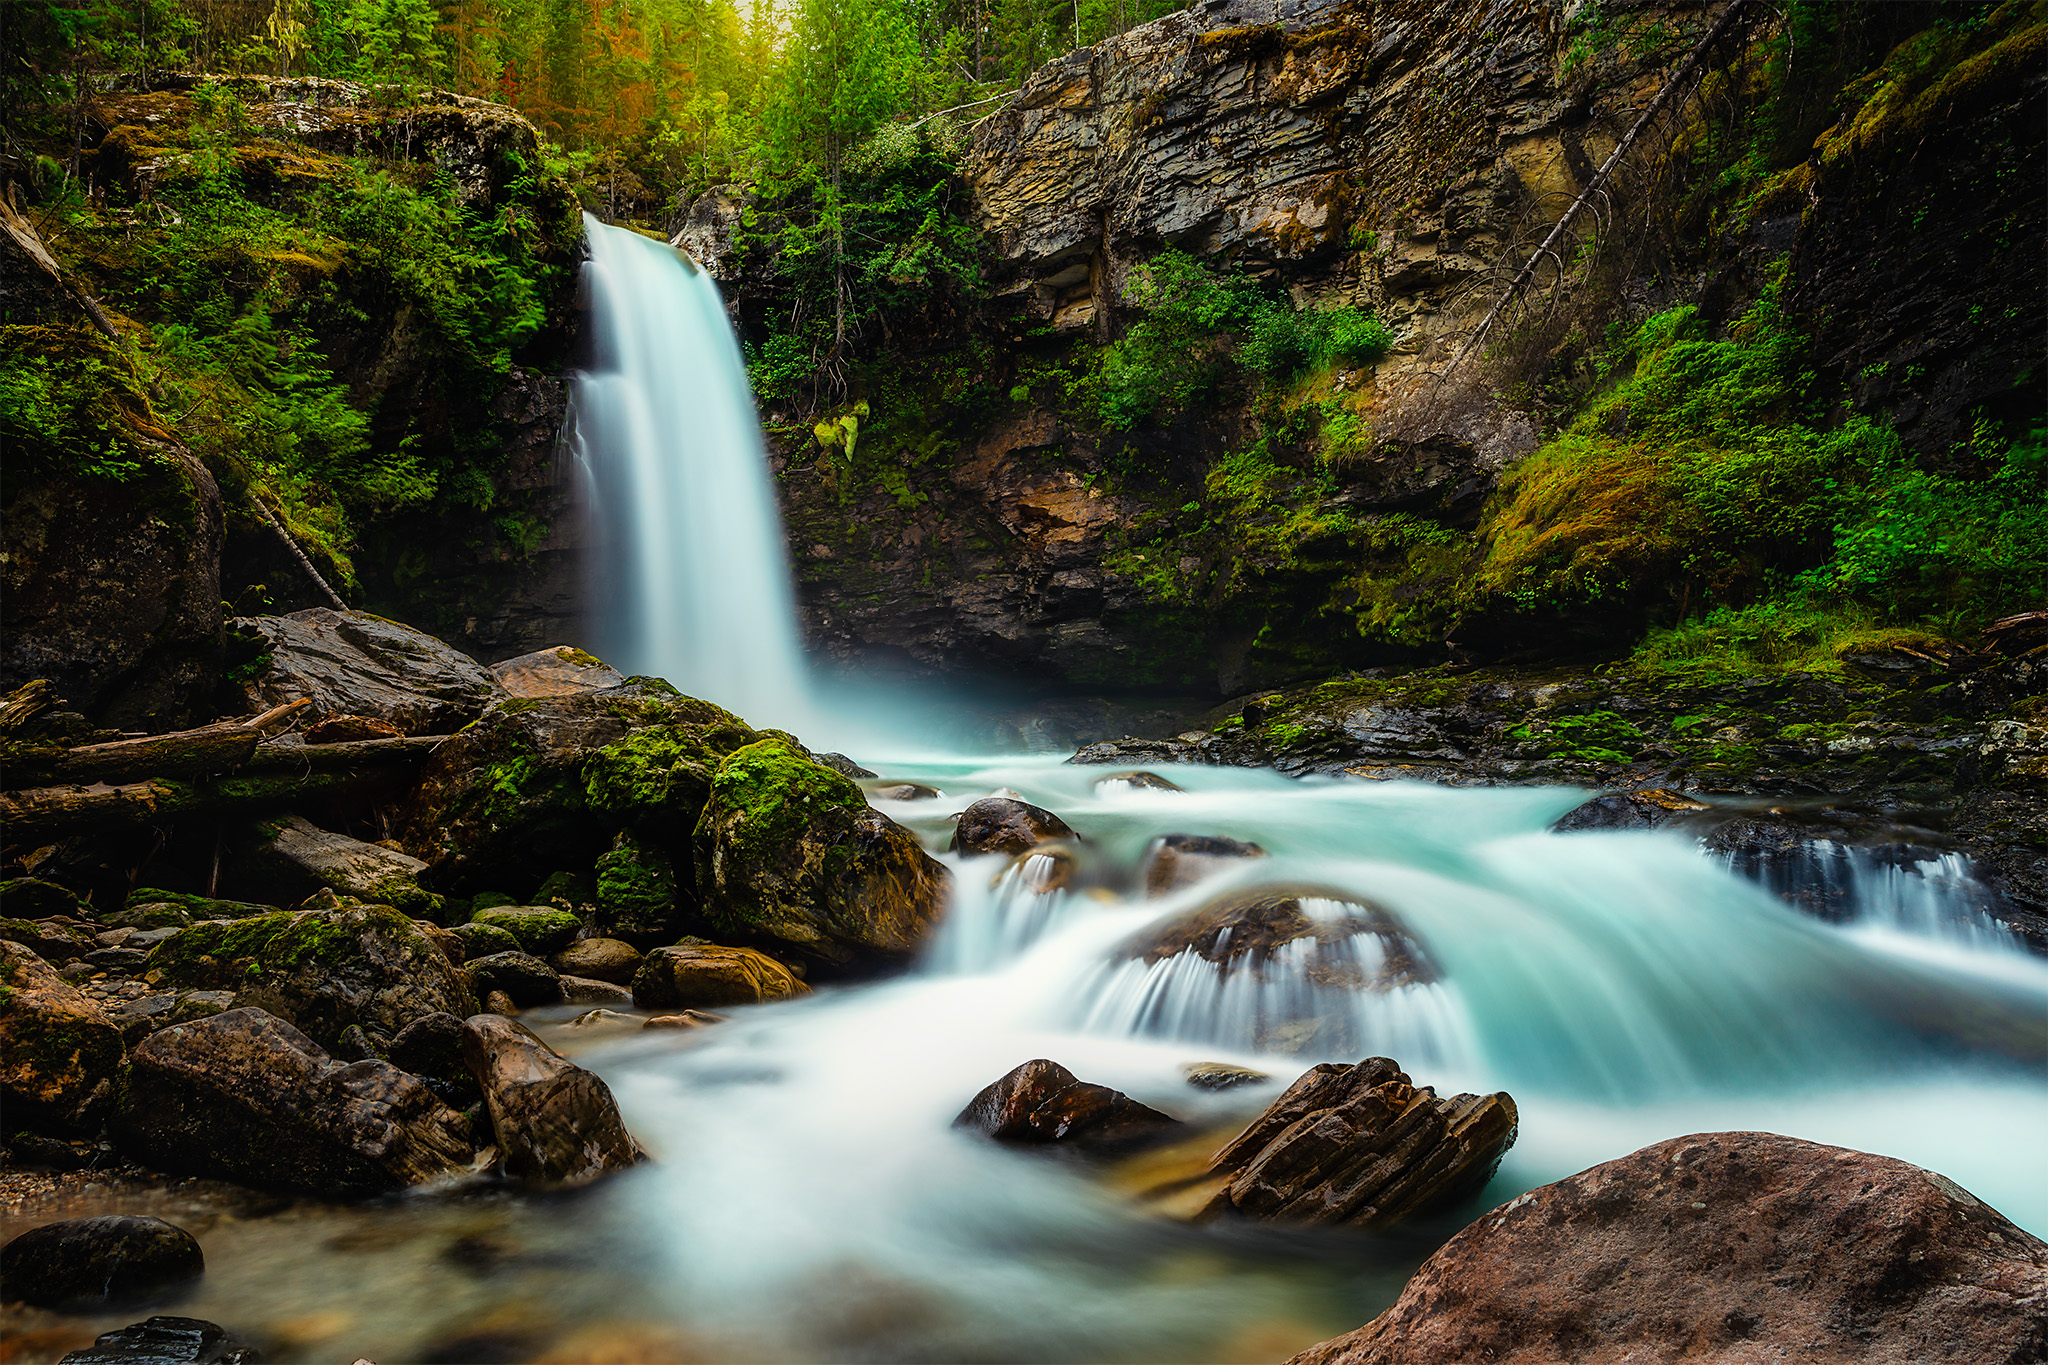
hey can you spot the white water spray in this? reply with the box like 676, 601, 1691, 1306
568, 214, 813, 727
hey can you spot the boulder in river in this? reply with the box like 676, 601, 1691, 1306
230, 607, 505, 734
114, 1007, 472, 1198
1122, 885, 1435, 992
632, 942, 808, 1009
227, 814, 442, 920
143, 904, 475, 1053
469, 905, 581, 955
56, 1315, 255, 1365
551, 936, 643, 985
464, 950, 564, 1008
1285, 1132, 2048, 1365
1140, 833, 1266, 897
460, 1014, 642, 1185
491, 644, 627, 698
1143, 1057, 1515, 1229
954, 1059, 1181, 1154
0, 1215, 204, 1309
694, 737, 950, 967
0, 940, 123, 1133
950, 797, 1076, 857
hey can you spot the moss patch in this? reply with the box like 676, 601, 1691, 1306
702, 739, 866, 866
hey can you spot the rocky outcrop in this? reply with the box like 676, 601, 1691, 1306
57, 1316, 256, 1365
459, 1014, 642, 1185
0, 940, 123, 1133
114, 1007, 473, 1197
143, 904, 476, 1052
0, 1215, 204, 1310
230, 609, 506, 735
631, 942, 808, 1009
1286, 1132, 2048, 1365
954, 1059, 1181, 1154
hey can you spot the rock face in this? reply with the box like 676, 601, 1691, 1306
231, 608, 506, 735
459, 1014, 642, 1185
695, 737, 951, 967
1186, 1057, 1516, 1228
950, 797, 1077, 857
115, 1008, 472, 1197
492, 645, 627, 698
0, 940, 123, 1133
1286, 1132, 2048, 1365
631, 943, 808, 1010
954, 1059, 1181, 1154
226, 815, 441, 920
143, 905, 476, 1052
0, 1215, 204, 1309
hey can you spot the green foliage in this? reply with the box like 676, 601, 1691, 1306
0, 328, 155, 483
1509, 710, 1647, 765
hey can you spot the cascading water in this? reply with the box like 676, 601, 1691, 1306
568, 214, 813, 727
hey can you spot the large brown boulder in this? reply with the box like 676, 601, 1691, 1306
230, 608, 505, 735
0, 940, 123, 1133
631, 942, 807, 1010
954, 1059, 1181, 1154
950, 797, 1076, 857
114, 1008, 472, 1197
491, 645, 626, 698
143, 904, 475, 1052
459, 1014, 642, 1185
1286, 1132, 2048, 1365
1138, 1057, 1514, 1229
695, 738, 950, 967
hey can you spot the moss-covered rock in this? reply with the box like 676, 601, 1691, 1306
532, 870, 599, 918
0, 940, 123, 1133
470, 906, 581, 955
119, 888, 280, 926
693, 738, 951, 968
226, 815, 444, 922
447, 921, 521, 959
0, 879, 87, 921
593, 830, 680, 943
143, 905, 475, 1051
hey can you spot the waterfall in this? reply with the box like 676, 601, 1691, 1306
567, 213, 812, 727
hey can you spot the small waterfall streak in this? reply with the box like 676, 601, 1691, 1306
1724, 838, 2019, 951
925, 854, 1090, 974
568, 214, 812, 726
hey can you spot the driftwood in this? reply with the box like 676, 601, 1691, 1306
0, 770, 405, 844
241, 735, 449, 771
44, 698, 313, 785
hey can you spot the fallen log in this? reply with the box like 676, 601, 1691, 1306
242, 735, 450, 771
0, 770, 406, 844
54, 724, 262, 785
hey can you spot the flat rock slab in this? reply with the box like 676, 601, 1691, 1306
233, 608, 504, 735
1286, 1131, 2048, 1365
491, 645, 626, 698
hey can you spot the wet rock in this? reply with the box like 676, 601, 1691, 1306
447, 921, 521, 959
0, 915, 93, 962
950, 797, 1076, 857
551, 937, 642, 985
465, 951, 563, 1008
301, 713, 403, 744
231, 607, 505, 735
86, 946, 152, 972
631, 943, 808, 1010
643, 1010, 725, 1030
592, 830, 681, 944
143, 905, 476, 1052
1002, 845, 1078, 893
1094, 770, 1185, 793
815, 752, 877, 779
483, 989, 519, 1015
105, 990, 234, 1046
565, 1007, 638, 1031
1, 1215, 204, 1309
491, 645, 626, 698
1121, 885, 1434, 992
1, 877, 88, 920
57, 1315, 256, 1365
695, 738, 951, 967
871, 782, 940, 801
459, 1014, 642, 1185
469, 906, 581, 955
1159, 1057, 1515, 1229
0, 940, 122, 1133
1552, 787, 1711, 832
560, 975, 632, 1005
1181, 1062, 1271, 1091
387, 1011, 469, 1088
115, 1007, 472, 1197
1287, 1133, 2048, 1365
1140, 833, 1267, 897
227, 815, 442, 921
954, 1059, 1181, 1154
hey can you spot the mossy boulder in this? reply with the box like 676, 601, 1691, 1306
0, 941, 123, 1133
0, 917, 91, 962
395, 680, 760, 889
593, 830, 680, 943
470, 906, 581, 955
144, 905, 476, 1052
225, 815, 443, 922
693, 738, 951, 968
447, 921, 521, 959
0, 879, 87, 921
118, 888, 280, 927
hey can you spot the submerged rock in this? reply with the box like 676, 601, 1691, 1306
1286, 1132, 2048, 1365
1140, 833, 1266, 897
695, 738, 950, 967
950, 797, 1076, 857
115, 1007, 472, 1197
631, 942, 807, 1009
231, 607, 505, 734
143, 904, 475, 1053
954, 1059, 1181, 1154
57, 1315, 256, 1365
0, 940, 123, 1133
460, 1014, 642, 1185
1121, 885, 1434, 991
1095, 770, 1185, 793
0, 1215, 204, 1309
492, 644, 626, 698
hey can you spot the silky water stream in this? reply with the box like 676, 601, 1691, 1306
12, 220, 2042, 1364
